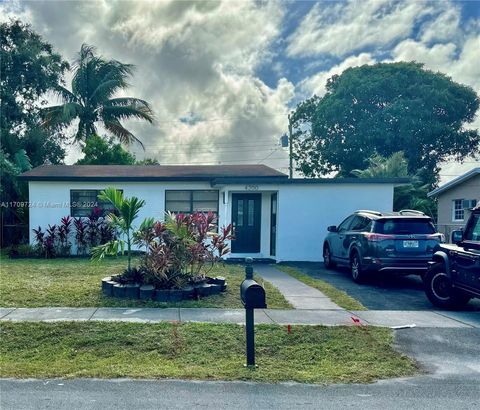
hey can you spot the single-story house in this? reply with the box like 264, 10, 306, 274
428, 167, 480, 242
19, 165, 407, 262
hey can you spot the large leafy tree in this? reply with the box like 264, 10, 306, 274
1, 20, 68, 243
42, 44, 155, 147
75, 134, 160, 165
1, 20, 68, 150
291, 62, 480, 185
76, 135, 136, 165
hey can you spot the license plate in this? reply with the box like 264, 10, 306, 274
403, 240, 419, 248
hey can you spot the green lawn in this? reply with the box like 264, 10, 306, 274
0, 257, 291, 309
277, 265, 367, 311
0, 322, 417, 383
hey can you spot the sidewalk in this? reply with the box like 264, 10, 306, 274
1, 307, 478, 328
254, 264, 342, 310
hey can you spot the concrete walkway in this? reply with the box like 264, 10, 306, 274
254, 264, 342, 310
1, 307, 479, 328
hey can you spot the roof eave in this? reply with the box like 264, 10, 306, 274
428, 168, 480, 197
211, 177, 410, 186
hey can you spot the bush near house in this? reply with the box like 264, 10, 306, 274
92, 188, 234, 296
29, 209, 116, 258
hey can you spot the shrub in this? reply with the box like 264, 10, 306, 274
90, 188, 234, 290
134, 212, 233, 289
30, 212, 116, 258
8, 244, 37, 258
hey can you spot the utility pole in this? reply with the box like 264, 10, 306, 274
288, 113, 293, 179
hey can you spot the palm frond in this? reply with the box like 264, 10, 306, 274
73, 44, 97, 70
103, 118, 145, 148
91, 240, 123, 261
89, 79, 126, 103
41, 103, 82, 130
104, 97, 151, 107
101, 103, 155, 124
98, 187, 125, 211
53, 85, 79, 104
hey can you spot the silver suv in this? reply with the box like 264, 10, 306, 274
323, 210, 444, 283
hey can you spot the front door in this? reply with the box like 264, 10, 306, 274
232, 193, 261, 253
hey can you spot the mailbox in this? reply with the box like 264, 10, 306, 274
240, 279, 267, 309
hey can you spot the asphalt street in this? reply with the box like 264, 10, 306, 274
1, 327, 479, 410
289, 262, 480, 311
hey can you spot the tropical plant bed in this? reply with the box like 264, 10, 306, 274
101, 275, 227, 301
0, 322, 418, 383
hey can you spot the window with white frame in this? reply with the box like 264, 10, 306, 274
165, 190, 219, 214
452, 199, 464, 221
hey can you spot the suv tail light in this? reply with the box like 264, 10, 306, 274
427, 233, 445, 243
365, 233, 395, 242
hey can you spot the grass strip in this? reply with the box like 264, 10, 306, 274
0, 257, 291, 309
0, 322, 416, 383
276, 265, 367, 311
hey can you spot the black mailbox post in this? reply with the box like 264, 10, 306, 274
240, 257, 266, 367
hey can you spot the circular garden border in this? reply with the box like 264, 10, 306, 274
102, 276, 227, 302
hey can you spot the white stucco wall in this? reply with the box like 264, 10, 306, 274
28, 181, 218, 246
28, 180, 394, 262
275, 183, 394, 262
216, 182, 394, 262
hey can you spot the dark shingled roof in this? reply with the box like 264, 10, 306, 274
18, 164, 288, 181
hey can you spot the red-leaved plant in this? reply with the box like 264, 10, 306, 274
133, 211, 233, 289
58, 216, 72, 255
74, 217, 88, 255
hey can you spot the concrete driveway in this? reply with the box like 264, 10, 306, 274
288, 262, 480, 311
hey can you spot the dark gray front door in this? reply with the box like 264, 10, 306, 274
232, 193, 261, 253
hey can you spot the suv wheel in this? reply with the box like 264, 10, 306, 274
323, 244, 336, 269
424, 263, 470, 309
350, 251, 367, 283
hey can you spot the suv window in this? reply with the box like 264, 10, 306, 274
337, 215, 355, 233
464, 213, 480, 241
350, 216, 371, 232
374, 218, 435, 235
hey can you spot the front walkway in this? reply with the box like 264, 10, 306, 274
1, 307, 479, 328
254, 264, 342, 310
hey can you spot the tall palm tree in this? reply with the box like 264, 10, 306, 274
351, 151, 435, 217
351, 152, 409, 178
42, 44, 154, 147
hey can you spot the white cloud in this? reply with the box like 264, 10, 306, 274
420, 3, 461, 43
287, 0, 435, 58
299, 53, 376, 97
2, 0, 292, 170
2, 0, 478, 178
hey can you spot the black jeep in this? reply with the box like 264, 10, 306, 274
424, 206, 480, 309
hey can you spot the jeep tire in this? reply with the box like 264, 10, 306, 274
424, 263, 470, 309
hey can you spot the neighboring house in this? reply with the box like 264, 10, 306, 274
19, 165, 407, 262
428, 167, 480, 242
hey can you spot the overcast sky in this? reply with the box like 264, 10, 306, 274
2, 0, 479, 182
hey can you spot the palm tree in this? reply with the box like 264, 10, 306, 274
351, 151, 436, 217
351, 152, 408, 178
42, 44, 154, 147
91, 187, 145, 272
